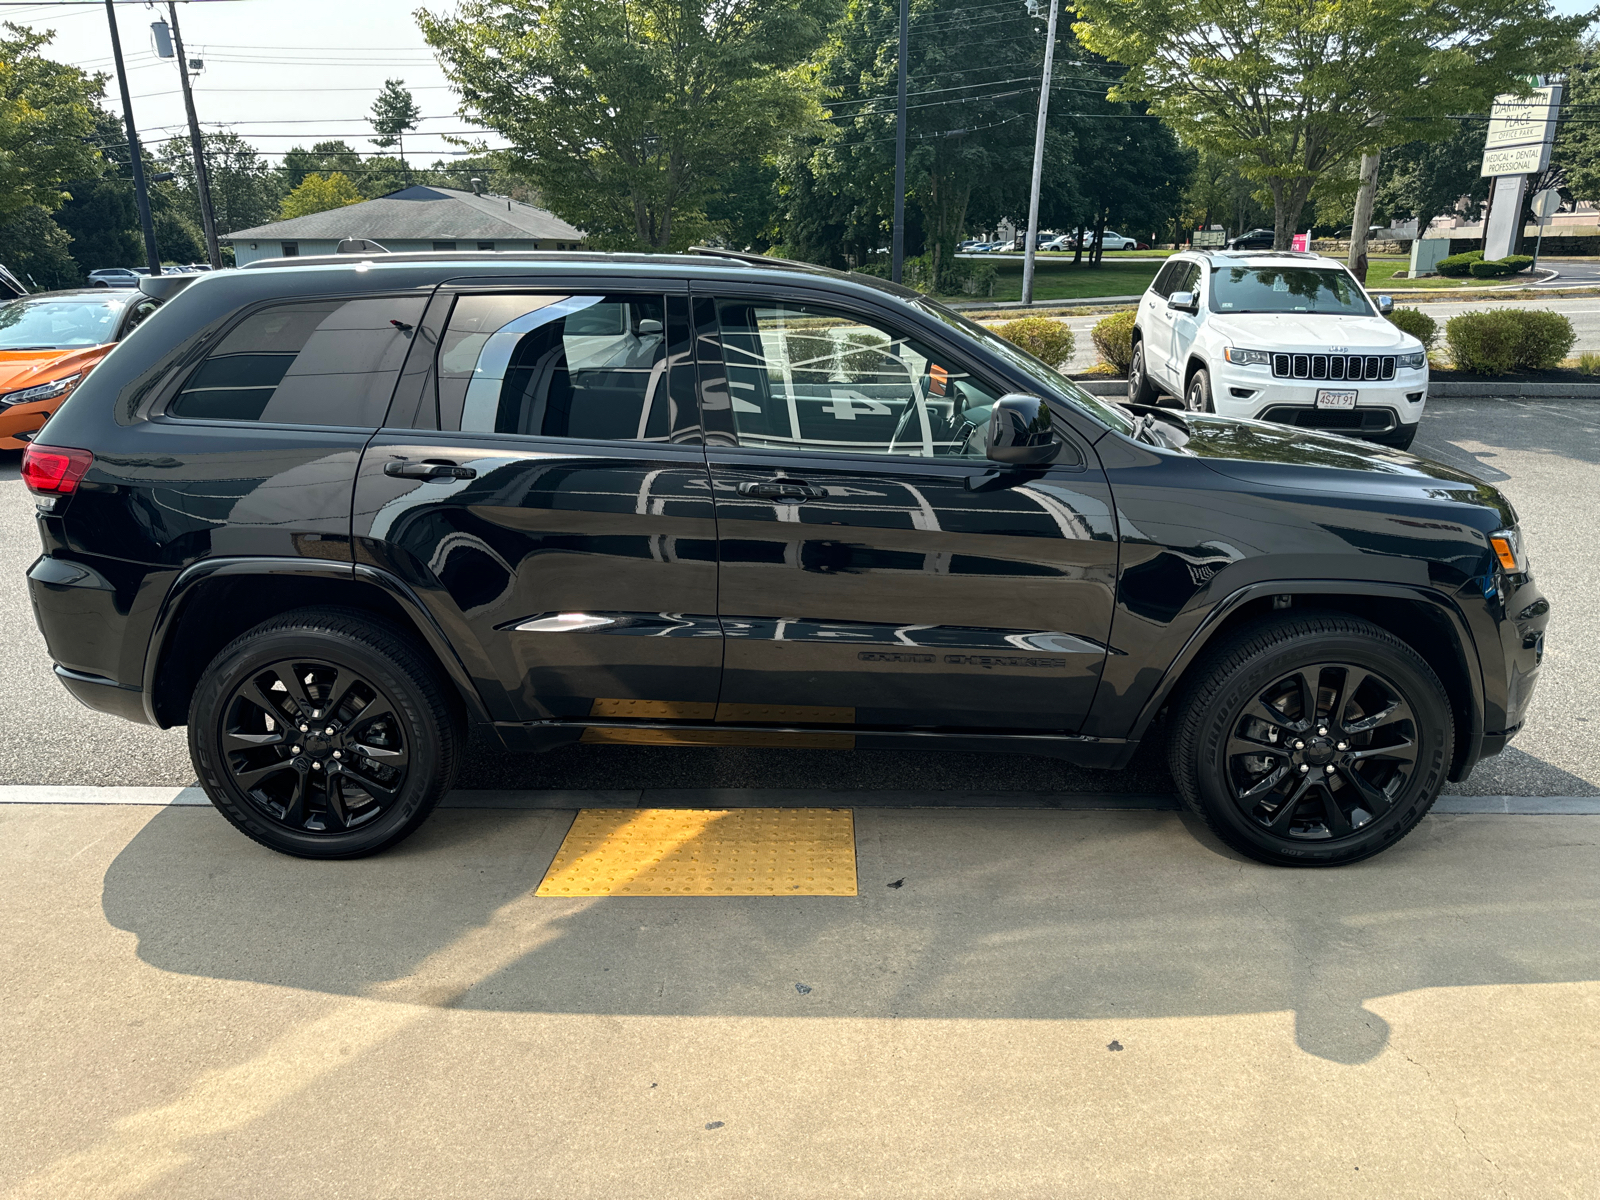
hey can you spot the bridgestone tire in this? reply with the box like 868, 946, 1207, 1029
189, 607, 460, 859
1167, 612, 1453, 867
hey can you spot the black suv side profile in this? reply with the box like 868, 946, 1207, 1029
24, 251, 1547, 866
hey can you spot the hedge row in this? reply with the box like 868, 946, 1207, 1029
1444, 309, 1575, 374
1437, 250, 1536, 279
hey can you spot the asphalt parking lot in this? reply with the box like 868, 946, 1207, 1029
2, 396, 1596, 798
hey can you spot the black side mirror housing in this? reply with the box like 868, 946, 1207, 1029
987, 394, 1061, 466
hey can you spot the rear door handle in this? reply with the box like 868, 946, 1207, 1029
737, 479, 824, 502
384, 459, 477, 481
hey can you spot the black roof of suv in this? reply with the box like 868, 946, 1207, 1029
23, 250, 1547, 865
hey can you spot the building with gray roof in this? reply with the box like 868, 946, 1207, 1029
222, 185, 586, 265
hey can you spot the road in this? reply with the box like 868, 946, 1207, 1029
3, 396, 1596, 799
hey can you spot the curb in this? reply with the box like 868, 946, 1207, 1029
1, 785, 1596, 815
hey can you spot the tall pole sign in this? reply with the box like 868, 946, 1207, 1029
1480, 84, 1561, 261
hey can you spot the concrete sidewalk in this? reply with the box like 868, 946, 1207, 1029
3, 801, 1597, 1198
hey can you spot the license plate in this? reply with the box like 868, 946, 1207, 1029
1315, 389, 1358, 410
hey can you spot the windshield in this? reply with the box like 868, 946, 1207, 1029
0, 295, 126, 350
1209, 266, 1372, 316
914, 297, 1136, 435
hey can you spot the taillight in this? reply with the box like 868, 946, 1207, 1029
20, 444, 94, 496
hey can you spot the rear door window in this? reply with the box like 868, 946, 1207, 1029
169, 296, 427, 425
437, 292, 671, 441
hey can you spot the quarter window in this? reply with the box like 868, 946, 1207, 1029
438, 293, 670, 441
169, 296, 427, 425
714, 300, 1002, 459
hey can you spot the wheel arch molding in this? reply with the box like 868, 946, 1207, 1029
142, 557, 493, 730
1128, 580, 1488, 783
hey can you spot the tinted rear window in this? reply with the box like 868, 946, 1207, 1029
170, 296, 427, 425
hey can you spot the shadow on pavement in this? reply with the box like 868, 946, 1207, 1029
1417, 397, 1600, 468
102, 804, 1600, 1067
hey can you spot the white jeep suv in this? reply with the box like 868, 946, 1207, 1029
1128, 250, 1428, 449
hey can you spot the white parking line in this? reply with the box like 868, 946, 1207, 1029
0, 786, 1595, 813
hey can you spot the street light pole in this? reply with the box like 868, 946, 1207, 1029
167, 2, 221, 269
891, 0, 908, 285
1020, 0, 1059, 307
104, 0, 161, 275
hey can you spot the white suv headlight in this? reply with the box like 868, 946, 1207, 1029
1222, 347, 1272, 366
1398, 351, 1427, 369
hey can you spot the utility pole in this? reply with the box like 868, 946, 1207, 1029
1020, 0, 1059, 306
1347, 148, 1381, 283
105, 0, 161, 275
891, 0, 909, 285
167, 3, 221, 269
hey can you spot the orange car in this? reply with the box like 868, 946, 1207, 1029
0, 288, 162, 449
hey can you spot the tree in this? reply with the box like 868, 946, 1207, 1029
1180, 147, 1271, 242
160, 131, 281, 235
56, 110, 142, 275
0, 205, 80, 289
1553, 39, 1600, 204
279, 172, 364, 219
1376, 125, 1490, 243
351, 155, 411, 199
0, 24, 104, 222
1073, 0, 1587, 247
280, 140, 363, 190
370, 79, 423, 167
418, 0, 837, 251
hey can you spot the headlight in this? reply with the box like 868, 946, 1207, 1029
1222, 347, 1272, 366
1398, 351, 1427, 369
0, 373, 80, 408
1489, 527, 1530, 574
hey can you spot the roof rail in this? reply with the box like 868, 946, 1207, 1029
687, 245, 826, 272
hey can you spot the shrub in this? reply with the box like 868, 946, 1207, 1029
993, 316, 1075, 369
1469, 258, 1516, 278
1435, 250, 1484, 277
1386, 306, 1438, 352
1090, 309, 1137, 374
1501, 255, 1535, 274
1444, 309, 1575, 374
1580, 351, 1600, 376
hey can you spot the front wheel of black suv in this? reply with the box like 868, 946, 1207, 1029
1168, 613, 1452, 867
189, 608, 461, 858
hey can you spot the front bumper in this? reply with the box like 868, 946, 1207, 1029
0, 395, 63, 448
1208, 365, 1428, 437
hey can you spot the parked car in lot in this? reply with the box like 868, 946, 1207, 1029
0, 288, 163, 448
87, 268, 148, 288
25, 249, 1544, 867
1226, 229, 1276, 250
1128, 249, 1427, 449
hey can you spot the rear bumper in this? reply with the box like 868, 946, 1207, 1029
53, 664, 154, 725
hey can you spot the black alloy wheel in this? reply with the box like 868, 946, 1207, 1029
219, 657, 410, 834
1169, 613, 1452, 866
190, 608, 459, 858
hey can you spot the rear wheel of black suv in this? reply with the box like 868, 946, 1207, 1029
1168, 613, 1452, 867
189, 608, 460, 859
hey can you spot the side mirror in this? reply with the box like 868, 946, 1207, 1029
987, 394, 1061, 466
1167, 290, 1197, 313
1376, 294, 1394, 315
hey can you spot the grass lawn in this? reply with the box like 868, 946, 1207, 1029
937, 257, 1161, 303
1361, 258, 1541, 290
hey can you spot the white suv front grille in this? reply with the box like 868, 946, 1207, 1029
1271, 353, 1395, 382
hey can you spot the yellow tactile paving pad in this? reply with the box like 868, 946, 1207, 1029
536, 808, 858, 896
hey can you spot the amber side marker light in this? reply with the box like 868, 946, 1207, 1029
21, 444, 94, 495
1489, 534, 1519, 571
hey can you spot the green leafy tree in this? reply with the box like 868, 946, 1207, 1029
279, 172, 364, 219
0, 205, 80, 289
370, 78, 423, 167
56, 110, 142, 274
352, 154, 412, 199
1179, 147, 1272, 242
1073, 0, 1587, 247
280, 140, 363, 190
159, 130, 281, 235
1553, 39, 1600, 204
1067, 89, 1191, 262
792, 0, 1066, 278
0, 24, 104, 223
1376, 124, 1490, 243
418, 0, 838, 251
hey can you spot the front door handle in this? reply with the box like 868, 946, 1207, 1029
737, 479, 825, 502
384, 459, 477, 482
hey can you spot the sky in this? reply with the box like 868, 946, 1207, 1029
5, 0, 1596, 172
2, 0, 507, 166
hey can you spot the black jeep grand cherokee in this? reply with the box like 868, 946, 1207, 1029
23, 251, 1547, 866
